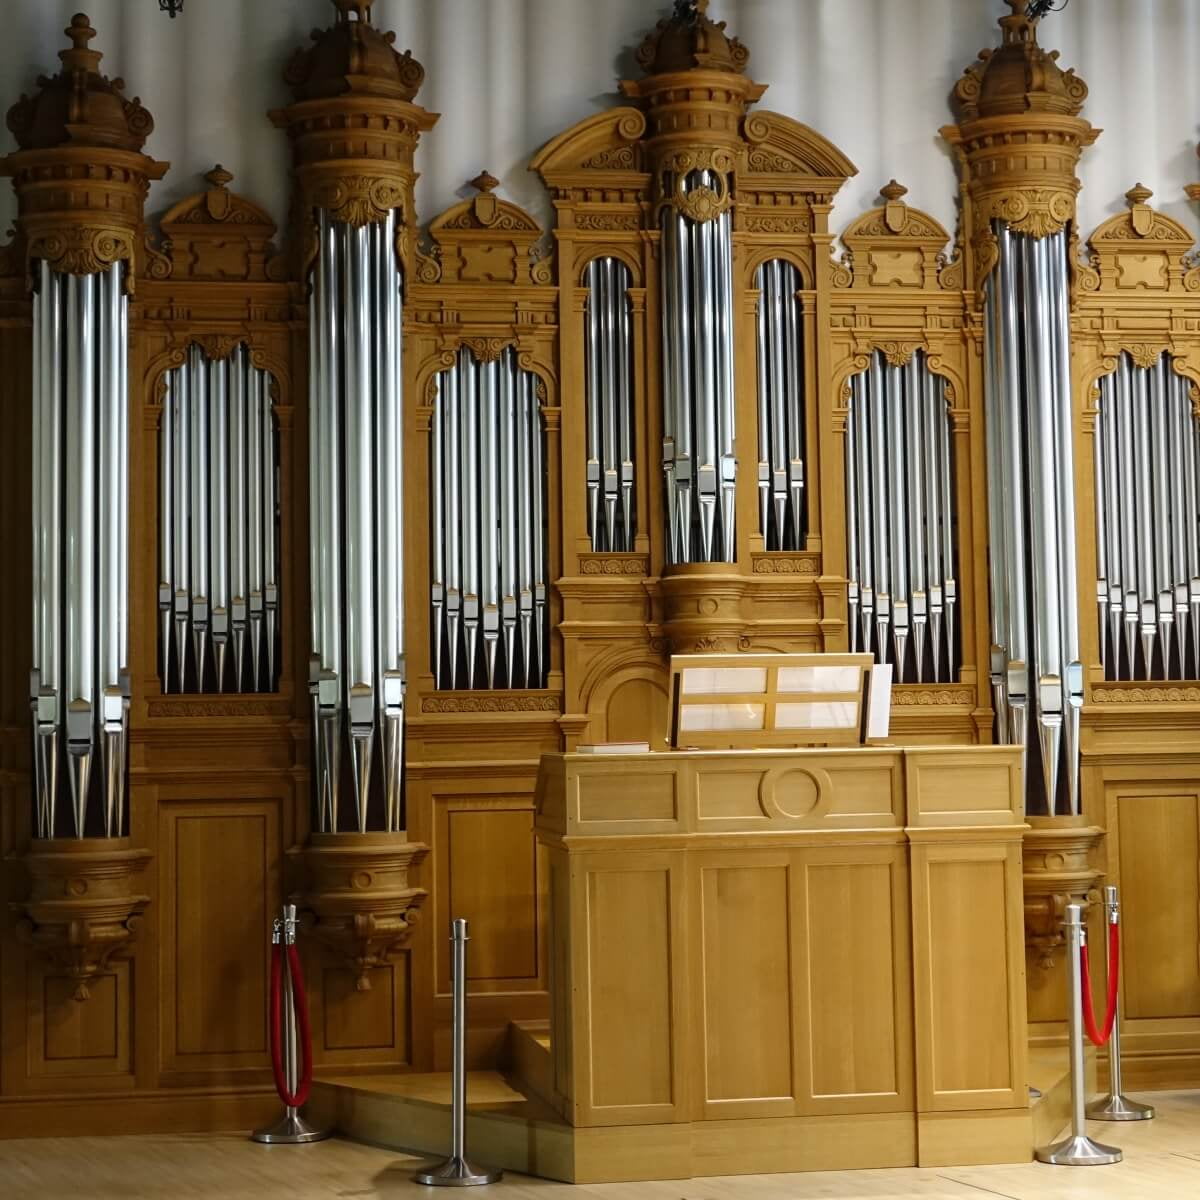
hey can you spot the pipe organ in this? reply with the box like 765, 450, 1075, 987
1093, 353, 1200, 682
7, 0, 1200, 1155
660, 170, 737, 564
584, 258, 636, 553
844, 350, 959, 684
430, 347, 549, 692
755, 259, 806, 552
31, 260, 129, 839
158, 344, 280, 696
307, 209, 406, 835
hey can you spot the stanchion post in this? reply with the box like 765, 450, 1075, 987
1035, 903, 1122, 1165
251, 903, 330, 1144
1088, 885, 1154, 1121
414, 919, 502, 1186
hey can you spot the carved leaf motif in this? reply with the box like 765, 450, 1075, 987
751, 555, 819, 575
582, 145, 638, 170
891, 687, 974, 707
743, 213, 811, 234
1093, 686, 1200, 703
421, 695, 561, 713
575, 212, 641, 232
580, 557, 648, 576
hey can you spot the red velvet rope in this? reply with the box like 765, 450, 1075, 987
269, 942, 314, 1108
1080, 921, 1120, 1047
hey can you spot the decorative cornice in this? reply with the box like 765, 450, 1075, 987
1093, 685, 1200, 703
421, 694, 562, 714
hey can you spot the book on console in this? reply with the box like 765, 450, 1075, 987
575, 742, 651, 754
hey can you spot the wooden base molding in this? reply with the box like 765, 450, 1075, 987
299, 831, 428, 991
14, 837, 151, 1001
1022, 816, 1104, 969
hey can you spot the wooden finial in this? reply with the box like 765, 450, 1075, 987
204, 164, 234, 190
880, 180, 908, 203
469, 170, 499, 194
1125, 182, 1152, 207
59, 13, 102, 75
66, 13, 96, 51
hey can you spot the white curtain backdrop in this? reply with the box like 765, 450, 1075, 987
1, 0, 1198, 250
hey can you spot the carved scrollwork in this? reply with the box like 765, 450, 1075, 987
28, 226, 135, 277
891, 687, 974, 707
582, 145, 638, 171
743, 211, 811, 235
575, 212, 641, 232
415, 247, 442, 284
461, 336, 515, 364
751, 554, 818, 576
580, 556, 649, 577
829, 245, 853, 289
1092, 685, 1200, 703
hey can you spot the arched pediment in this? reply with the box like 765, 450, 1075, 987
742, 111, 857, 184
529, 107, 648, 184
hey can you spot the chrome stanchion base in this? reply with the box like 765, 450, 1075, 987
1088, 1092, 1156, 1121
413, 1154, 503, 1187
1035, 1132, 1123, 1166
1028, 1085, 1043, 1100
250, 1111, 332, 1144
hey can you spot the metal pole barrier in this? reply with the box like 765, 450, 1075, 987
252, 904, 330, 1144
1088, 885, 1155, 1121
1036, 903, 1122, 1165
414, 919, 502, 1186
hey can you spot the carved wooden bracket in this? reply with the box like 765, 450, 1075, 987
299, 832, 428, 991
1022, 816, 1104, 969
14, 838, 151, 1001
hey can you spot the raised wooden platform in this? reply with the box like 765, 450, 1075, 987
305, 1027, 1080, 1183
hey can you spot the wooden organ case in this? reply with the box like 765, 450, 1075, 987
0, 0, 1197, 1165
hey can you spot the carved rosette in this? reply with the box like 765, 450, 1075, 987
269, 0, 438, 278
941, 1, 1097, 286
299, 832, 428, 991
1023, 816, 1104, 969
660, 564, 749, 653
0, 16, 167, 286
14, 838, 151, 1001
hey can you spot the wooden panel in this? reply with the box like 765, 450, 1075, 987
905, 750, 1022, 827
447, 808, 537, 983
911, 840, 1027, 1112
28, 964, 132, 1080
322, 967, 398, 1053
159, 801, 280, 1075
1118, 791, 1200, 1020
577, 773, 676, 824
800, 852, 910, 1109
698, 860, 794, 1114
576, 856, 685, 1124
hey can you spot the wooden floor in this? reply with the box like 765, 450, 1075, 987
5, 1090, 1200, 1198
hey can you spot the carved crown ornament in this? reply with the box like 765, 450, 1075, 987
0, 14, 168, 288
941, 0, 1098, 287
270, 0, 438, 279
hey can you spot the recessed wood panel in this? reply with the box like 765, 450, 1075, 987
447, 808, 538, 983
926, 859, 1012, 1095
700, 864, 793, 1104
586, 868, 673, 1110
605, 677, 669, 750
1119, 791, 1200, 1020
804, 861, 900, 1100
44, 974, 118, 1061
323, 967, 397, 1052
160, 801, 280, 1073
577, 773, 676, 823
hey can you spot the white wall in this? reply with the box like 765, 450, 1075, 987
2, 0, 1198, 248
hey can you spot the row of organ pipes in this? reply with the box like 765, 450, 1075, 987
585, 257, 636, 552
30, 260, 129, 839
984, 224, 1081, 816
755, 259, 806, 551
845, 351, 959, 683
429, 347, 549, 691
159, 344, 280, 694
1094, 353, 1200, 681
661, 171, 737, 564
308, 208, 406, 834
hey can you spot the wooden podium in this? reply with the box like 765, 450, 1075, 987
529, 743, 1031, 1182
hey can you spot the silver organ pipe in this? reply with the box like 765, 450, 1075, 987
159, 345, 280, 695
844, 350, 959, 684
983, 224, 1081, 816
584, 257, 636, 551
30, 260, 129, 838
661, 171, 736, 563
1095, 352, 1200, 681
431, 347, 549, 692
308, 209, 406, 835
754, 259, 806, 551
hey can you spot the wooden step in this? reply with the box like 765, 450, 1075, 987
504, 1019, 561, 1117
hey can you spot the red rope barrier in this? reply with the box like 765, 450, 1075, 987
269, 942, 314, 1108
1080, 921, 1120, 1047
